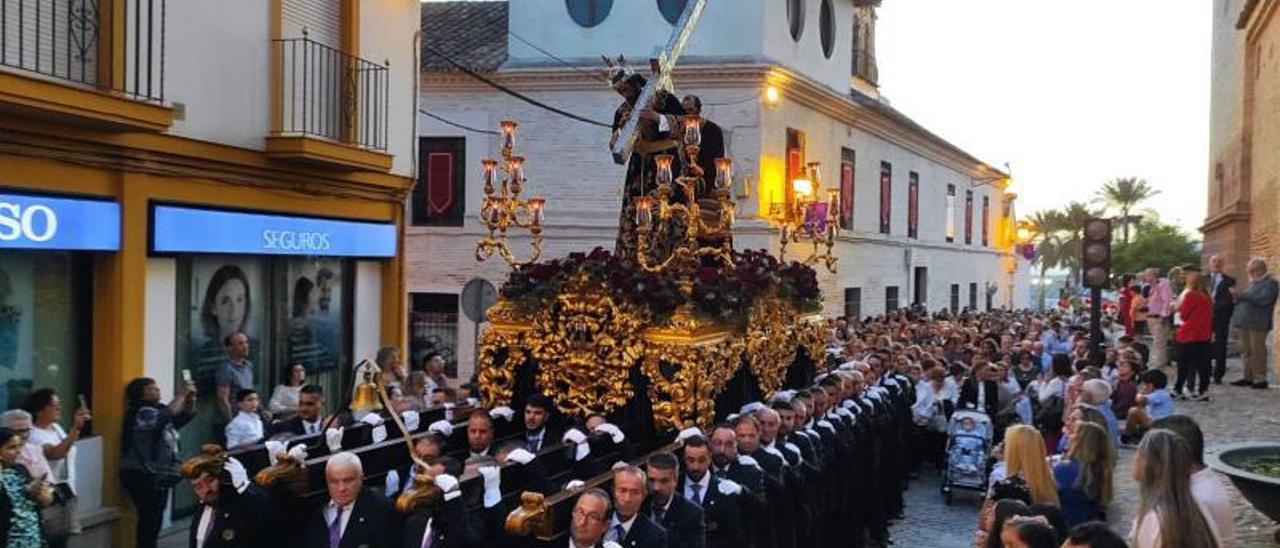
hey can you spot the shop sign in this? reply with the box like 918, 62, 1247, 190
152, 205, 396, 257
0, 193, 120, 251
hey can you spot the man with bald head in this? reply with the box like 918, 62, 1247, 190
1230, 258, 1278, 388
308, 452, 398, 547
1206, 255, 1236, 384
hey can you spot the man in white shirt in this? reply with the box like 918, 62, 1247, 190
1151, 415, 1237, 547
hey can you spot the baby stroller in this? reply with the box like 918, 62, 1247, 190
941, 409, 993, 505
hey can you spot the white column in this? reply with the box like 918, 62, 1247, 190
353, 261, 384, 363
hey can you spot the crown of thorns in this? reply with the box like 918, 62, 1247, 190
601, 55, 641, 89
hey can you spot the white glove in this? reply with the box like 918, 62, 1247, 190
360, 413, 385, 426
286, 444, 308, 464
764, 445, 785, 461
739, 402, 765, 415
717, 478, 743, 496
434, 473, 461, 502
371, 424, 387, 444
675, 427, 703, 445
562, 429, 588, 445
489, 406, 515, 421
816, 420, 835, 432
784, 442, 803, 463
224, 457, 249, 494
264, 441, 286, 466
593, 423, 625, 444
401, 411, 421, 432
836, 407, 853, 419
737, 455, 760, 469
841, 400, 855, 409
506, 448, 536, 465
564, 479, 586, 491
325, 428, 344, 452
443, 403, 455, 421
428, 420, 454, 437
479, 466, 501, 508
574, 442, 591, 461
726, 413, 740, 423
466, 397, 480, 407
383, 470, 401, 498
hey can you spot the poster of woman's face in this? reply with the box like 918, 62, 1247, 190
191, 258, 265, 384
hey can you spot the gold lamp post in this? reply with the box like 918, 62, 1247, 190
778, 162, 838, 272
476, 121, 546, 267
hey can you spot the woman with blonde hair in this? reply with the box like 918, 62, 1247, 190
1054, 422, 1114, 526
1002, 425, 1059, 506
1173, 271, 1213, 401
1131, 429, 1220, 547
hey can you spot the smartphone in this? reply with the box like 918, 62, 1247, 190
182, 369, 193, 384
77, 394, 88, 410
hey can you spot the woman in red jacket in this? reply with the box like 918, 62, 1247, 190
1174, 271, 1213, 401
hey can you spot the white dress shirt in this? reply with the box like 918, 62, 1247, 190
324, 500, 356, 541
684, 473, 711, 504
605, 513, 638, 542
301, 418, 322, 436
195, 505, 216, 548
225, 411, 264, 448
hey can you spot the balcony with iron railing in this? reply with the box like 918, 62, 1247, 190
265, 35, 392, 172
0, 0, 172, 131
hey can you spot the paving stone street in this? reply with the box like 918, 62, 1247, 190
891, 357, 1280, 548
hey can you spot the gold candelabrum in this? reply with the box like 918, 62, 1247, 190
778, 161, 838, 273
631, 115, 737, 322
476, 121, 546, 267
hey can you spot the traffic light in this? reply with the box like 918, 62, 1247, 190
1081, 218, 1112, 289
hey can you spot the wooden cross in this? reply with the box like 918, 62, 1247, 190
610, 0, 707, 165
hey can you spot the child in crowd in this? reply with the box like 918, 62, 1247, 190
950, 416, 987, 473
1122, 369, 1173, 443
225, 388, 264, 449
1111, 359, 1139, 419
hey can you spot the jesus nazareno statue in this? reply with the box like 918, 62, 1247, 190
605, 61, 688, 261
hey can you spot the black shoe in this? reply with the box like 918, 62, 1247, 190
1231, 379, 1254, 387
1253, 382, 1270, 389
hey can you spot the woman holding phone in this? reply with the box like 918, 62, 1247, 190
22, 388, 90, 547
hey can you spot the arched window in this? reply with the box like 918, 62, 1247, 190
566, 0, 613, 28
787, 0, 805, 41
657, 0, 688, 25
820, 0, 835, 58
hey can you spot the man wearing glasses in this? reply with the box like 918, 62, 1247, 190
569, 488, 623, 548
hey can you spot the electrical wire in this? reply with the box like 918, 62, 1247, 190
419, 109, 500, 135
703, 94, 760, 107
422, 42, 612, 129
507, 30, 609, 83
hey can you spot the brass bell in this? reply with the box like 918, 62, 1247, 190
349, 361, 384, 413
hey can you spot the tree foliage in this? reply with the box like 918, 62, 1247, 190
1093, 177, 1160, 244
1111, 224, 1201, 279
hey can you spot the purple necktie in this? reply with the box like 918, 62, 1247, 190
420, 520, 433, 548
329, 505, 344, 548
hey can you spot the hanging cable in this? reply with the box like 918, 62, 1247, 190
422, 42, 612, 128
419, 109, 500, 135
703, 94, 760, 107
507, 30, 609, 84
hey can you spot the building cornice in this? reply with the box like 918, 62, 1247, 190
1239, 0, 1278, 42
1201, 208, 1252, 233
423, 62, 1007, 182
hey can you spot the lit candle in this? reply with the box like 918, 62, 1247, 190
683, 115, 702, 147
635, 196, 653, 230
500, 120, 517, 152
507, 156, 525, 191
485, 199, 503, 224
715, 158, 732, 190
655, 155, 674, 186
482, 159, 498, 194
527, 198, 545, 226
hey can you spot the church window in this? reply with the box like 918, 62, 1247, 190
788, 0, 805, 41
656, 0, 687, 25
820, 0, 835, 58
566, 0, 613, 28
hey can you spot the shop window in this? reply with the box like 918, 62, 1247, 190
566, 0, 613, 27
0, 251, 91, 428
885, 286, 899, 314
950, 283, 960, 313
844, 287, 861, 320
410, 293, 460, 378
819, 0, 835, 58
173, 255, 352, 514
656, 0, 687, 25
879, 161, 891, 234
787, 0, 805, 41
839, 147, 855, 230
969, 282, 978, 310
413, 137, 466, 227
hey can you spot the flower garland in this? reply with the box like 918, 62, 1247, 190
500, 247, 821, 324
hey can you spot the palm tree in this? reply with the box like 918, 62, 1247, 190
1026, 209, 1069, 309
1094, 177, 1160, 244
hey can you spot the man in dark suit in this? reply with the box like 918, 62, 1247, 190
308, 452, 399, 548
521, 394, 562, 453
644, 452, 705, 548
268, 384, 351, 439
958, 363, 1000, 418
464, 413, 497, 460
607, 465, 668, 548
680, 435, 747, 548
1207, 255, 1237, 383
400, 471, 483, 548
560, 488, 621, 548
186, 457, 270, 547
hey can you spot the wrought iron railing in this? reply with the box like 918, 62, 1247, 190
275, 36, 388, 152
0, 0, 165, 101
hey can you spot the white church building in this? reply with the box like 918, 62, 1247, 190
410, 0, 1031, 379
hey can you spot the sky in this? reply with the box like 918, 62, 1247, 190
875, 0, 1212, 236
